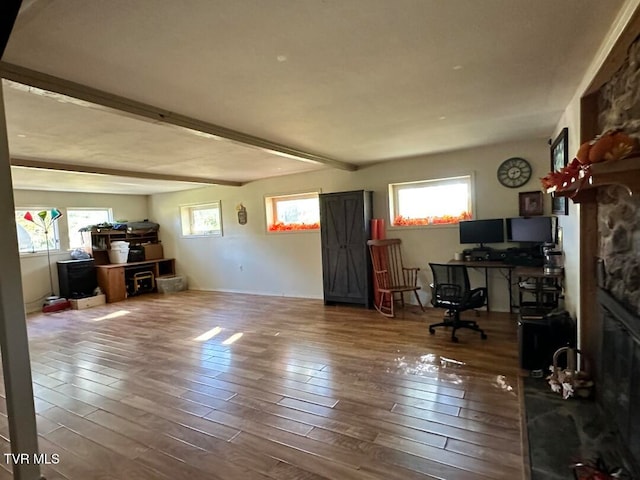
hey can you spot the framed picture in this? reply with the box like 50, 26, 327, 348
550, 127, 569, 215
519, 191, 543, 217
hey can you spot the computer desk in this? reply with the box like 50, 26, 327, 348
447, 259, 515, 312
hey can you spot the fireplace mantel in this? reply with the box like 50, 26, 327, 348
551, 156, 640, 203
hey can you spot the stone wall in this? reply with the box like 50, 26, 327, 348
598, 35, 640, 136
598, 185, 640, 315
598, 35, 640, 315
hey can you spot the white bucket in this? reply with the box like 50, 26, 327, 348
108, 241, 130, 264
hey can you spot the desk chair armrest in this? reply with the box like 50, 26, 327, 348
465, 287, 487, 306
433, 283, 462, 303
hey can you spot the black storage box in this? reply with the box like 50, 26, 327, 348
57, 259, 97, 299
518, 310, 576, 371
127, 246, 145, 263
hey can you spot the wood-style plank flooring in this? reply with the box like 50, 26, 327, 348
1, 291, 525, 479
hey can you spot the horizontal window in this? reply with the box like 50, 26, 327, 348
389, 175, 472, 227
181, 202, 222, 237
67, 208, 112, 249
15, 208, 62, 253
265, 192, 320, 232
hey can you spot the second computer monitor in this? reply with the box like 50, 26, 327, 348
506, 216, 555, 244
459, 218, 504, 247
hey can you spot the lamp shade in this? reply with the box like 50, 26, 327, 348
50, 208, 62, 221
23, 211, 34, 223
37, 210, 48, 221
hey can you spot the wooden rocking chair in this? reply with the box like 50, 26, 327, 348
367, 238, 425, 317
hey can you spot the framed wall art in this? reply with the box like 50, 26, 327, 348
550, 127, 569, 215
519, 191, 543, 217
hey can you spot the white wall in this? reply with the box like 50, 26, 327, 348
551, 112, 581, 318
13, 189, 149, 312
552, 0, 640, 339
149, 138, 550, 312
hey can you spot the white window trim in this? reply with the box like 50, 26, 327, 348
15, 207, 63, 255
264, 190, 321, 234
67, 207, 113, 249
180, 201, 223, 238
388, 174, 475, 229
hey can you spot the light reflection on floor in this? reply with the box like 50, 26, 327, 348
222, 332, 243, 345
392, 353, 465, 380
194, 326, 222, 341
91, 310, 130, 321
391, 354, 517, 395
192, 326, 244, 369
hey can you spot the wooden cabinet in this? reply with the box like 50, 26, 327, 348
82, 228, 159, 265
96, 258, 175, 303
97, 266, 127, 303
319, 190, 373, 307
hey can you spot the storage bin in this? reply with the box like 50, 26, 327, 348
108, 240, 129, 264
108, 248, 129, 264
156, 275, 186, 293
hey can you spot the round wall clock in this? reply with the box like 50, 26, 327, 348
497, 157, 532, 188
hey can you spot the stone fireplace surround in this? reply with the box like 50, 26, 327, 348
597, 288, 640, 475
589, 31, 640, 476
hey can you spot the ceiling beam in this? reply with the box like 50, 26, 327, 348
0, 1, 21, 59
11, 158, 243, 186
0, 61, 358, 172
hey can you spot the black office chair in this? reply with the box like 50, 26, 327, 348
428, 263, 488, 342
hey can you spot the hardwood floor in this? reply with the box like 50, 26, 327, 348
1, 291, 525, 479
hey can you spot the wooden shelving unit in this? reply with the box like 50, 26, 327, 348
516, 267, 563, 318
95, 258, 176, 303
82, 228, 159, 265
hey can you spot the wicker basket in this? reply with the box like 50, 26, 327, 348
547, 346, 594, 399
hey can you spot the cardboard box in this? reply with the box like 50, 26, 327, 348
143, 243, 164, 260
70, 294, 106, 310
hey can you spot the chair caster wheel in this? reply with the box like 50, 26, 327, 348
481, 333, 487, 340
429, 328, 435, 335
452, 336, 459, 343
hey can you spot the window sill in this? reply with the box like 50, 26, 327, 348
181, 233, 222, 239
387, 223, 459, 231
19, 250, 64, 258
266, 229, 320, 235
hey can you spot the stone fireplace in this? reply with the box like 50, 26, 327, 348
597, 288, 640, 474
590, 32, 640, 475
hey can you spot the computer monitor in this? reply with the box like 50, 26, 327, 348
506, 216, 555, 244
458, 219, 504, 247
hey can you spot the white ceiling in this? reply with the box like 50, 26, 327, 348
1, 0, 626, 194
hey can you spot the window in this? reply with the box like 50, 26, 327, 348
265, 192, 320, 232
67, 208, 112, 249
15, 208, 61, 253
389, 175, 472, 226
181, 202, 222, 236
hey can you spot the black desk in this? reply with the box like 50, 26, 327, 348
448, 260, 515, 312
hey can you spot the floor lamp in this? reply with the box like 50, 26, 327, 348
23, 208, 65, 307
